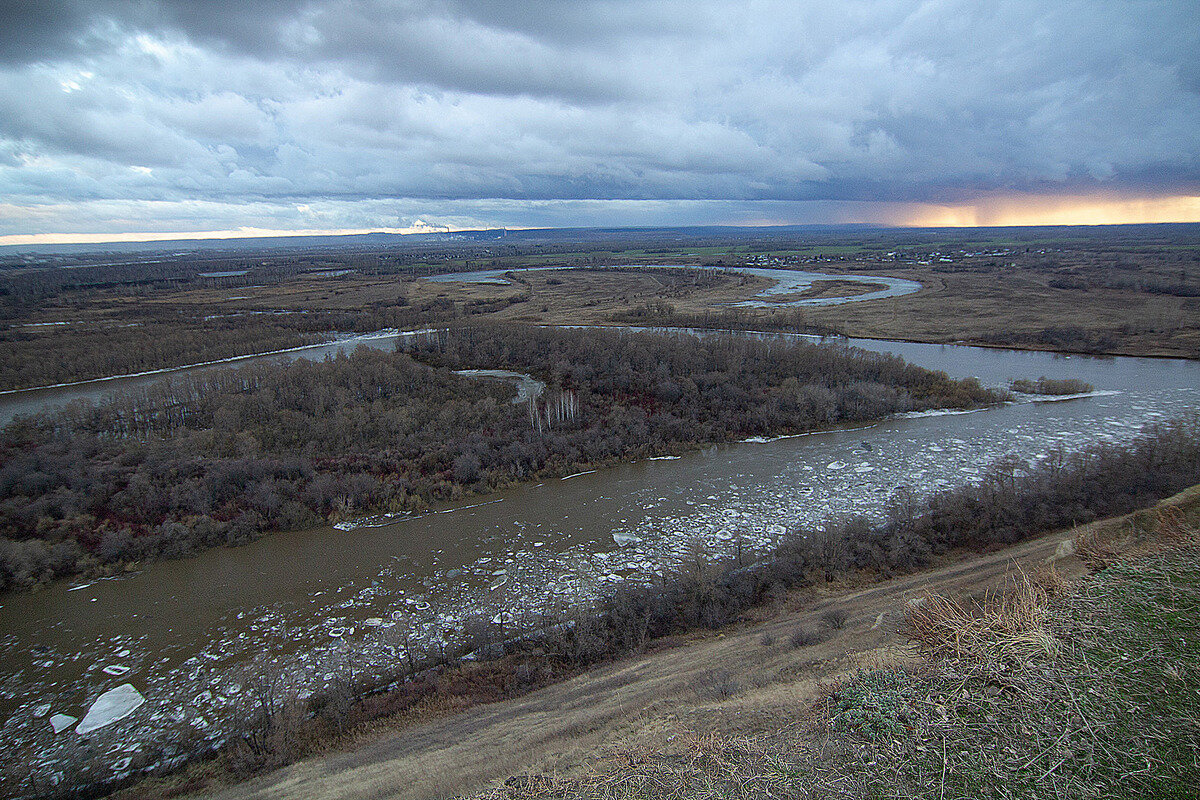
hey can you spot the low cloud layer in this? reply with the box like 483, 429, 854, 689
1, 0, 1197, 238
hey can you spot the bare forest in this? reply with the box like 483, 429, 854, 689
0, 323, 1001, 590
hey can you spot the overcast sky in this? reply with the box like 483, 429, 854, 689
1, 0, 1198, 241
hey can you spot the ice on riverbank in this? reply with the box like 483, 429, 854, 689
1020, 389, 1122, 403
896, 408, 984, 419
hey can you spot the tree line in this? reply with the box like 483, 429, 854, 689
0, 294, 532, 391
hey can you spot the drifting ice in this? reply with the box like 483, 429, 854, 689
76, 684, 145, 735
50, 714, 77, 733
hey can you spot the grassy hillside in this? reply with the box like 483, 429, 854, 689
475, 487, 1200, 800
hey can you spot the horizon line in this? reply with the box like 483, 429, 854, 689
5, 218, 1200, 251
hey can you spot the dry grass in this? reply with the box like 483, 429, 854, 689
475, 732, 840, 800
903, 565, 1062, 664
1072, 526, 1125, 571
1157, 503, 1200, 546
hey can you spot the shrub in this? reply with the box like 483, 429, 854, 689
1010, 376, 1095, 395
822, 608, 851, 630
789, 626, 823, 648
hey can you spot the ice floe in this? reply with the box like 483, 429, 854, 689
50, 714, 77, 734
1021, 389, 1122, 403
77, 684, 145, 735
896, 408, 984, 419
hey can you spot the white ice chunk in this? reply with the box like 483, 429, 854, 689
76, 684, 145, 735
34, 703, 51, 717
51, 713, 77, 733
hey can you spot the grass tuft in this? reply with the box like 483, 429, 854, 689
904, 565, 1060, 665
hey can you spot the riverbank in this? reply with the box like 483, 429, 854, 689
160, 486, 1200, 800
19, 421, 1189, 800
601, 308, 1200, 361
468, 485, 1200, 800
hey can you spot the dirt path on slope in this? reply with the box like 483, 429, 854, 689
193, 527, 1087, 800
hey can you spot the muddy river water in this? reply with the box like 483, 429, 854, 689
1, 325, 1199, 791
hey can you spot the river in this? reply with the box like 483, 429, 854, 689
1, 329, 1198, 792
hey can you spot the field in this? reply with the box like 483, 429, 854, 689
3, 225, 1198, 394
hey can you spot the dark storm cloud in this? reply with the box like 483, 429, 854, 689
0, 0, 1197, 236
0, 1, 93, 62
0, 0, 309, 63
0, 0, 661, 100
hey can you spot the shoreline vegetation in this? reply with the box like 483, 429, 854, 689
0, 323, 1002, 592
63, 417, 1200, 800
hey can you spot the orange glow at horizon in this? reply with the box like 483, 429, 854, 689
902, 195, 1200, 228
2, 196, 1199, 247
